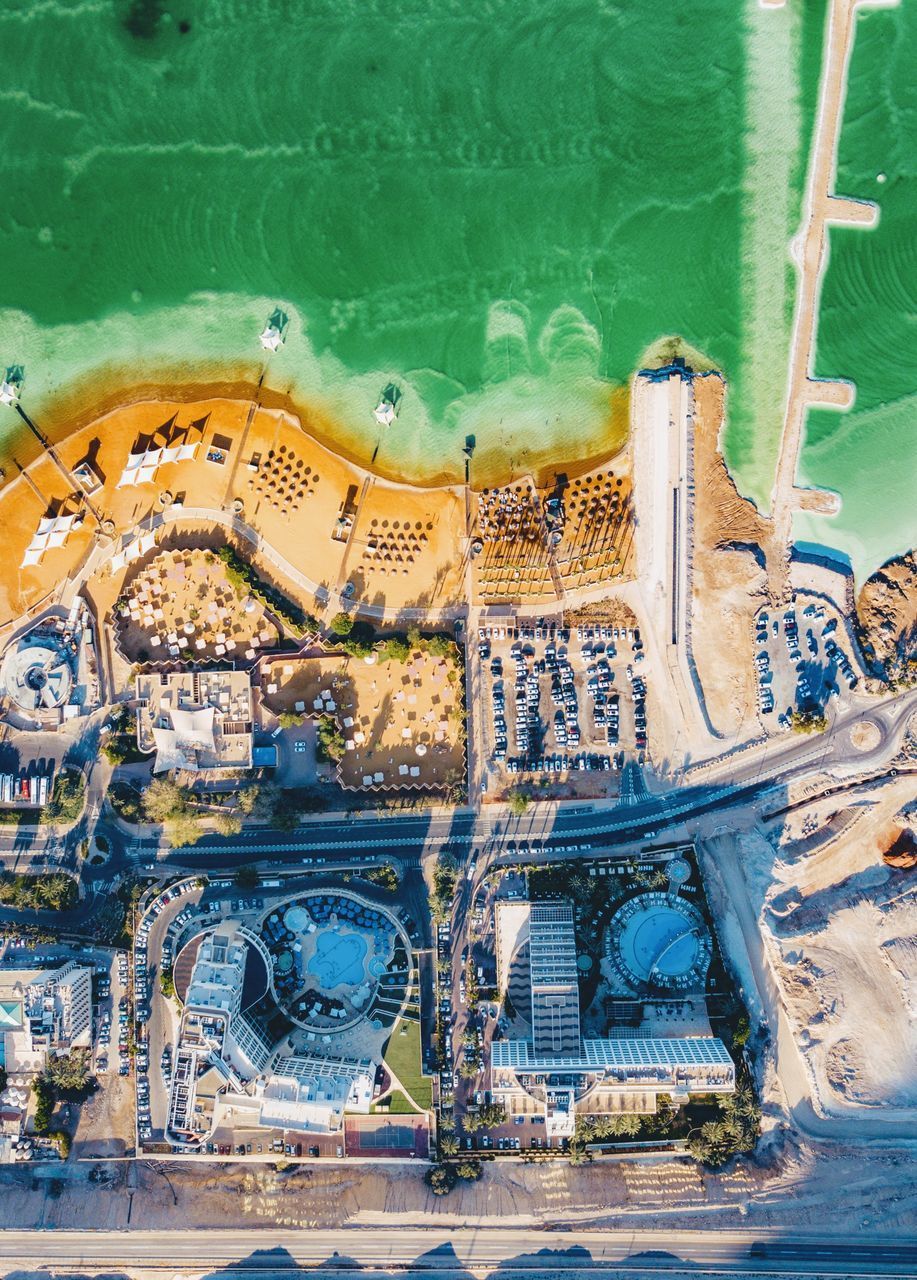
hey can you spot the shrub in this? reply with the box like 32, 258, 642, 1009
315, 714, 345, 763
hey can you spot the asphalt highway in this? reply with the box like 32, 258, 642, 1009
1, 1226, 915, 1276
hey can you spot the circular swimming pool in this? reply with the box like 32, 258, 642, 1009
608, 893, 711, 992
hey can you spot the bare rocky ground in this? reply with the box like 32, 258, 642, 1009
856, 550, 917, 684
742, 774, 917, 1117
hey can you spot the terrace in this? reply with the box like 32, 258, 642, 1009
261, 646, 464, 792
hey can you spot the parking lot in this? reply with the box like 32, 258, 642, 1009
752, 598, 861, 729
478, 617, 650, 797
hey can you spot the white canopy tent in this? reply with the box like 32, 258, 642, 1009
21, 514, 82, 568
116, 441, 199, 488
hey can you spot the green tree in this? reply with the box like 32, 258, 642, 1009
50, 1128, 72, 1158
364, 864, 400, 892
438, 1134, 459, 1157
378, 636, 411, 663
42, 1052, 95, 1102
235, 864, 259, 889
467, 1102, 505, 1130
102, 739, 130, 765
315, 714, 345, 763
455, 1159, 482, 1181
142, 777, 190, 824
424, 1163, 456, 1196
330, 612, 354, 636
430, 852, 459, 923
31, 1077, 54, 1134
237, 787, 261, 816
790, 708, 828, 734
507, 788, 530, 816
278, 711, 306, 729
160, 968, 175, 998
41, 770, 86, 825
166, 812, 202, 848
427, 634, 454, 659
732, 1013, 751, 1049
214, 813, 243, 837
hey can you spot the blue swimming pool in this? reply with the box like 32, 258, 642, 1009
620, 906, 699, 981
307, 929, 368, 989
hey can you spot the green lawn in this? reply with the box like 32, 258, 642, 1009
382, 1018, 432, 1111
371, 1089, 416, 1115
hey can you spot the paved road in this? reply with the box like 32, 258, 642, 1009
0, 1226, 914, 1276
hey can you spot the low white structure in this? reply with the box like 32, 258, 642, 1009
0, 366, 22, 405
0, 639, 72, 712
21, 514, 83, 568
259, 324, 284, 352
256, 1054, 373, 1133
136, 670, 253, 773
116, 441, 199, 489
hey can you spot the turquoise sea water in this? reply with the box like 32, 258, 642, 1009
2, 0, 900, 580
795, 4, 917, 581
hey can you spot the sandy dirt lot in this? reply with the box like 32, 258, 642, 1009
1, 1137, 915, 1236
0, 396, 467, 632
689, 375, 774, 738
261, 646, 465, 793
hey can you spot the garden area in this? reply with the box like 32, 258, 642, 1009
382, 1018, 432, 1111
0, 871, 78, 913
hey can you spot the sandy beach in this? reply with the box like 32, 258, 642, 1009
0, 376, 633, 634
0, 394, 473, 632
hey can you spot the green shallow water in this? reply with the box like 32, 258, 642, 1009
795, 3, 917, 582
0, 2, 831, 518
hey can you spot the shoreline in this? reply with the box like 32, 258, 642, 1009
0, 365, 630, 497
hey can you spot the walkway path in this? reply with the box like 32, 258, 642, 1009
768, 0, 891, 600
